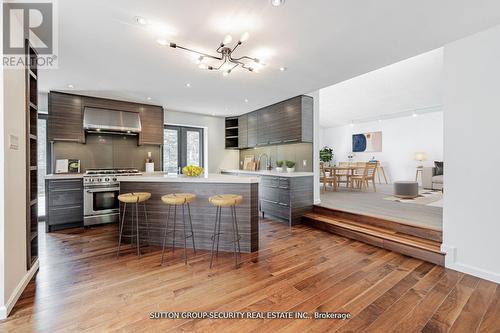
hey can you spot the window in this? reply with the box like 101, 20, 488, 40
163, 125, 204, 173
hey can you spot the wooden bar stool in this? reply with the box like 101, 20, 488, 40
208, 194, 243, 269
116, 192, 151, 257
160, 193, 196, 265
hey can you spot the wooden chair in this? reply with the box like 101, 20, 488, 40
350, 162, 378, 192
320, 162, 336, 191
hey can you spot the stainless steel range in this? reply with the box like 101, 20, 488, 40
83, 168, 141, 226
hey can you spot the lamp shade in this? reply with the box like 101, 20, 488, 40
414, 152, 428, 161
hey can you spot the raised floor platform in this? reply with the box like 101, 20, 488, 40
302, 205, 445, 265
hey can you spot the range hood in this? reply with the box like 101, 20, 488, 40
83, 107, 142, 134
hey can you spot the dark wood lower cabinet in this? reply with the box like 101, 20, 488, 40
45, 178, 84, 232
259, 175, 314, 226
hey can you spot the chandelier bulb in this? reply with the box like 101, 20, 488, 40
239, 32, 250, 43
223, 34, 233, 45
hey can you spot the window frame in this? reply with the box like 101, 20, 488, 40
163, 125, 204, 173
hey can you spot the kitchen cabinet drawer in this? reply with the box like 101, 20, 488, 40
261, 200, 290, 220
48, 205, 83, 225
261, 176, 279, 188
261, 186, 279, 203
48, 179, 82, 190
278, 177, 290, 189
48, 188, 83, 207
278, 189, 290, 206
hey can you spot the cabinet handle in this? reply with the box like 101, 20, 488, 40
52, 138, 81, 142
50, 205, 81, 211
51, 188, 81, 192
278, 186, 289, 189
283, 139, 298, 142
279, 178, 289, 181
269, 141, 282, 144
278, 203, 288, 206
261, 199, 278, 204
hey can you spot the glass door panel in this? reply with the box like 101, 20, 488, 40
163, 126, 203, 173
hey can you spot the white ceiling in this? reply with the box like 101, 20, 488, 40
319, 48, 444, 128
39, 0, 500, 116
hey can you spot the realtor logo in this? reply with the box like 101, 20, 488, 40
3, 0, 58, 68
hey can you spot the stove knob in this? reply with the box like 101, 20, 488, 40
105, 177, 110, 182
112, 177, 117, 181
90, 179, 94, 182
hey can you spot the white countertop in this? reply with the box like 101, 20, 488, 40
45, 173, 84, 180
117, 172, 260, 184
221, 169, 314, 178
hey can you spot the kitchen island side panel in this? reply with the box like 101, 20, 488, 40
120, 181, 259, 252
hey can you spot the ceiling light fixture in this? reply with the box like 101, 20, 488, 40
245, 98, 249, 103
271, 0, 285, 6
135, 16, 148, 25
146, 97, 152, 100
279, 66, 287, 71
67, 84, 74, 88
168, 32, 263, 76
186, 83, 191, 87
412, 113, 418, 117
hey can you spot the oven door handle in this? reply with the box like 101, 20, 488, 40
85, 187, 120, 193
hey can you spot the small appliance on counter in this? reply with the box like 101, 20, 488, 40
145, 151, 154, 173
55, 159, 81, 173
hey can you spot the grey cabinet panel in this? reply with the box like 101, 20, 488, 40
260, 175, 313, 225
301, 95, 314, 142
139, 105, 164, 145
247, 111, 259, 147
238, 114, 248, 149
46, 179, 83, 231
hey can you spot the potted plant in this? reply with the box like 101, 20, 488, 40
286, 160, 296, 173
275, 160, 284, 172
319, 146, 334, 166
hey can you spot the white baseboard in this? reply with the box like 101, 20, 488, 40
314, 199, 321, 205
441, 244, 500, 284
0, 259, 39, 319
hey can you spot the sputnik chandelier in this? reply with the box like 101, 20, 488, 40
169, 32, 263, 76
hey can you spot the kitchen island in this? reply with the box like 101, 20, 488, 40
117, 173, 260, 252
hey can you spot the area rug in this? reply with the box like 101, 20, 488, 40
384, 190, 443, 206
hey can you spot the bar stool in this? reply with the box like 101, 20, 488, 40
116, 192, 151, 257
160, 193, 197, 265
208, 194, 242, 269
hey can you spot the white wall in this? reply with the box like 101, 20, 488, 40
164, 110, 239, 173
442, 24, 500, 283
320, 111, 444, 183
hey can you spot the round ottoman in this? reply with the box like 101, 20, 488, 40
394, 181, 418, 199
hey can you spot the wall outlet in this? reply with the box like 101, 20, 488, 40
303, 160, 307, 167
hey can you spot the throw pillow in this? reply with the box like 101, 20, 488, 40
434, 161, 444, 176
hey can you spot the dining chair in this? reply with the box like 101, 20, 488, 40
320, 162, 336, 191
350, 162, 378, 192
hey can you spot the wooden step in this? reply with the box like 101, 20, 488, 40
313, 205, 442, 243
302, 212, 445, 266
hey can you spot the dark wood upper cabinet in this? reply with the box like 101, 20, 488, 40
48, 92, 85, 143
238, 114, 248, 149
231, 95, 313, 149
247, 111, 259, 147
138, 105, 164, 145
48, 92, 164, 145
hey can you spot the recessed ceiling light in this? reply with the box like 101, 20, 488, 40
271, 0, 285, 7
156, 39, 168, 46
186, 83, 191, 87
279, 66, 287, 72
67, 84, 74, 88
244, 98, 249, 103
211, 113, 216, 116
146, 97, 152, 100
412, 113, 418, 117
135, 16, 148, 25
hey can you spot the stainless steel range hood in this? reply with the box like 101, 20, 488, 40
83, 107, 142, 134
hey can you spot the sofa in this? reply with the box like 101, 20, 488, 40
422, 167, 443, 190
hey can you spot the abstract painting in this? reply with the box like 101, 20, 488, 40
352, 131, 382, 152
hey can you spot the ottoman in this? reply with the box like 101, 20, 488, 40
394, 181, 419, 199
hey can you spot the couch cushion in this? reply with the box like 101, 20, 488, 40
432, 175, 443, 184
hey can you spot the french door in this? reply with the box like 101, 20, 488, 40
163, 125, 204, 173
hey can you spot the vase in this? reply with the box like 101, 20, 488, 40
286, 167, 295, 173
276, 167, 283, 173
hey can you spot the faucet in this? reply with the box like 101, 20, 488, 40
257, 153, 272, 171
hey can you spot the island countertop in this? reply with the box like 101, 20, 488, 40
220, 169, 314, 177
117, 172, 260, 184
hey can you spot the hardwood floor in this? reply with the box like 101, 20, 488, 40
0, 220, 499, 332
